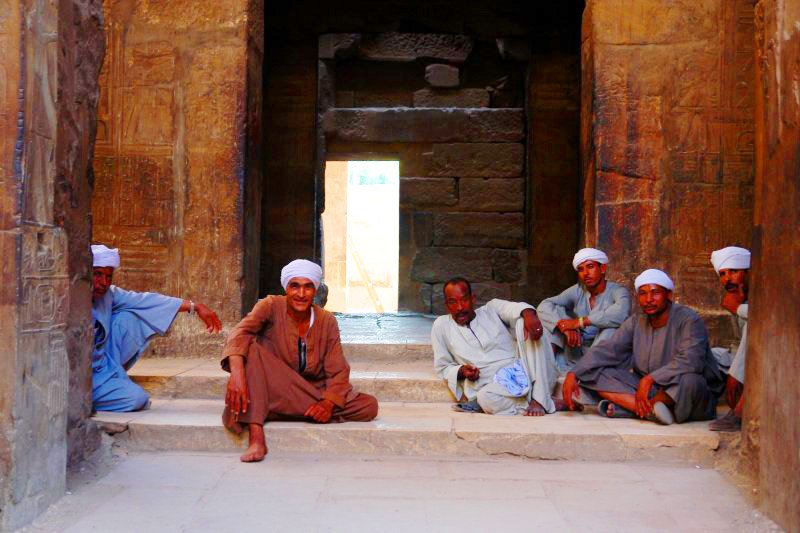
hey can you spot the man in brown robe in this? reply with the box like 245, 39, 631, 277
562, 269, 724, 425
222, 259, 378, 462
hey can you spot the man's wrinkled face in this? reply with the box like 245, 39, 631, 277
576, 260, 606, 289
285, 277, 317, 314
92, 267, 114, 299
637, 284, 672, 316
444, 282, 476, 326
718, 268, 749, 292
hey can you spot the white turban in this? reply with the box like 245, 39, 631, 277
91, 244, 120, 269
572, 248, 609, 271
280, 259, 322, 290
710, 246, 751, 274
634, 269, 674, 292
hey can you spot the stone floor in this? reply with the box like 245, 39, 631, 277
23, 452, 779, 533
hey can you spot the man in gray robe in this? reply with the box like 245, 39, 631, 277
709, 246, 750, 431
538, 248, 631, 372
562, 269, 724, 425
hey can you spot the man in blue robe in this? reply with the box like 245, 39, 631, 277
91, 244, 222, 412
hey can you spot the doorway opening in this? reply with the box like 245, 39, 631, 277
322, 160, 400, 313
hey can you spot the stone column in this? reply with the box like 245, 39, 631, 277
746, 2, 800, 530
92, 0, 263, 356
581, 0, 756, 343
1, 0, 103, 528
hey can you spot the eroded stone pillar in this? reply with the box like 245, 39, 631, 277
1, 0, 103, 528
746, 2, 800, 530
582, 0, 756, 343
92, 0, 263, 356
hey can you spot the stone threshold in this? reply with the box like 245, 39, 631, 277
129, 358, 452, 403
93, 400, 720, 465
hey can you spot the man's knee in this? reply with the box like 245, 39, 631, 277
678, 373, 707, 392
476, 386, 504, 414
128, 385, 151, 411
361, 394, 379, 421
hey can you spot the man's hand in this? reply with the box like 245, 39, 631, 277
634, 375, 655, 418
562, 372, 581, 411
522, 309, 544, 341
565, 330, 581, 348
304, 399, 335, 423
225, 356, 249, 419
721, 285, 747, 315
195, 303, 223, 333
457, 364, 480, 382
556, 318, 581, 333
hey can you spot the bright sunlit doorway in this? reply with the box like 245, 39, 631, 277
322, 160, 399, 313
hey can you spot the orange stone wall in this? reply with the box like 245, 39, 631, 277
582, 0, 756, 344
93, 0, 263, 356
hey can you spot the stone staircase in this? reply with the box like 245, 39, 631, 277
93, 314, 722, 464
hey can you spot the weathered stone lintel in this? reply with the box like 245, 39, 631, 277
323, 108, 524, 143
358, 32, 474, 63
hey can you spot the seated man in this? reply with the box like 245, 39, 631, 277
562, 269, 724, 425
538, 248, 631, 372
222, 259, 378, 463
91, 244, 222, 412
432, 277, 560, 416
709, 246, 750, 432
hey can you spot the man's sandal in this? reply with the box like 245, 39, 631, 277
597, 400, 636, 419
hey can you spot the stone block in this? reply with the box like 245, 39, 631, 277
323, 108, 524, 143
491, 249, 525, 283
425, 64, 460, 88
401, 178, 457, 207
352, 91, 413, 107
412, 212, 435, 247
411, 247, 493, 283
459, 178, 524, 212
426, 143, 524, 177
359, 32, 473, 63
412, 88, 491, 108
318, 33, 361, 60
433, 213, 524, 248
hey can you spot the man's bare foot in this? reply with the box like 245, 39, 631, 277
241, 423, 268, 463
553, 397, 583, 412
524, 399, 546, 416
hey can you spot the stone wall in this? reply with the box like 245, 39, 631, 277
582, 0, 756, 344
0, 0, 103, 528
58, 0, 106, 469
321, 34, 529, 313
93, 0, 263, 356
746, 2, 800, 530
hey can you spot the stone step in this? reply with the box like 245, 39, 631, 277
93, 400, 720, 465
129, 358, 452, 403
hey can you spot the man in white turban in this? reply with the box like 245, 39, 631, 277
561, 269, 724, 425
708, 246, 751, 431
91, 244, 222, 412
223, 259, 378, 463
537, 248, 631, 372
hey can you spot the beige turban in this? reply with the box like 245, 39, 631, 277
634, 269, 674, 292
91, 244, 120, 269
572, 248, 609, 271
280, 259, 322, 289
710, 246, 751, 274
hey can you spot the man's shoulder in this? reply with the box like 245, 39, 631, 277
606, 281, 629, 293
672, 302, 700, 319
432, 314, 451, 331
